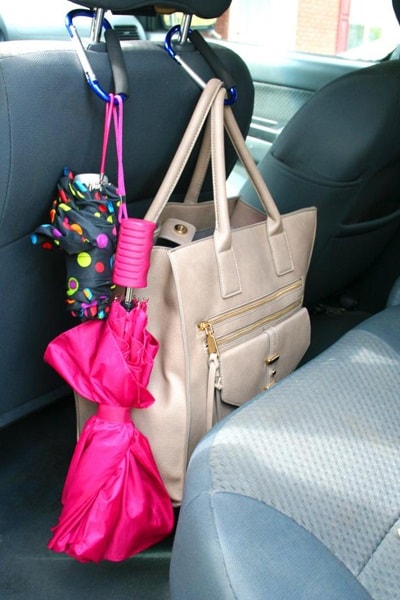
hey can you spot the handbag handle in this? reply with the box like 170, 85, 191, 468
145, 79, 223, 223
183, 99, 283, 239
223, 103, 285, 238
145, 79, 293, 296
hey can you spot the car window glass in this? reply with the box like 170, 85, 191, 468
165, 0, 399, 62
2, 1, 398, 60
214, 0, 399, 61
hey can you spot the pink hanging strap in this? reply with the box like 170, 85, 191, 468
100, 94, 128, 221
100, 94, 115, 179
113, 96, 128, 221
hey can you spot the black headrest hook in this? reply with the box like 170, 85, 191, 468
164, 21, 237, 105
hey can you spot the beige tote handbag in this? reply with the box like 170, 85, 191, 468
76, 79, 317, 504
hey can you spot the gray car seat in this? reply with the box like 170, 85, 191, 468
240, 0, 400, 308
170, 280, 400, 599
0, 0, 253, 425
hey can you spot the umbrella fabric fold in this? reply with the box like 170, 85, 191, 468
45, 300, 157, 408
44, 300, 174, 562
47, 405, 174, 562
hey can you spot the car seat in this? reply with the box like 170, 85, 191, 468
0, 0, 253, 425
240, 0, 400, 308
170, 283, 400, 599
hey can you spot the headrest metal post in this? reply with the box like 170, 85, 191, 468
178, 14, 192, 43
90, 8, 106, 43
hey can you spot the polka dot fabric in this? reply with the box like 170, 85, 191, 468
32, 168, 120, 320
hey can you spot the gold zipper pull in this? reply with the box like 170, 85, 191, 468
199, 321, 219, 356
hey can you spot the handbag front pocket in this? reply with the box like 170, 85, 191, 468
198, 283, 310, 423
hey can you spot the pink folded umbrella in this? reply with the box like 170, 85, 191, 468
43, 93, 173, 563
45, 299, 174, 563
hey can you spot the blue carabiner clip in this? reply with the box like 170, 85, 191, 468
164, 25, 237, 105
66, 9, 125, 104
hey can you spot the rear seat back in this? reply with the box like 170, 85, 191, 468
0, 3, 254, 425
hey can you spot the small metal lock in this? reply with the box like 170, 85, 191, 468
174, 223, 188, 235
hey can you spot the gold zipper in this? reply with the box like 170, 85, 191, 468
199, 322, 219, 355
199, 279, 303, 356
201, 279, 301, 329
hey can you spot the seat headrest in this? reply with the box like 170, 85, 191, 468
68, 0, 231, 18
393, 0, 400, 26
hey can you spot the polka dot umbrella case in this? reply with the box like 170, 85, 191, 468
32, 168, 120, 320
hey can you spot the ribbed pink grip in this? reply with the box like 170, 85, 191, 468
113, 218, 156, 289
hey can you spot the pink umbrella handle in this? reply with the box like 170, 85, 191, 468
101, 92, 156, 290
113, 218, 156, 289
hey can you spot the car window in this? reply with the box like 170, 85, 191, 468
2, 1, 398, 60
172, 0, 400, 62
0, 0, 70, 40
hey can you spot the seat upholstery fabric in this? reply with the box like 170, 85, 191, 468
241, 59, 400, 307
170, 301, 400, 599
0, 34, 253, 426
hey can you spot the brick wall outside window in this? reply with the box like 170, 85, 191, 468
216, 0, 344, 53
215, 0, 397, 59
295, 0, 341, 54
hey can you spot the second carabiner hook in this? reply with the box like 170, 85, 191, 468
164, 25, 238, 105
